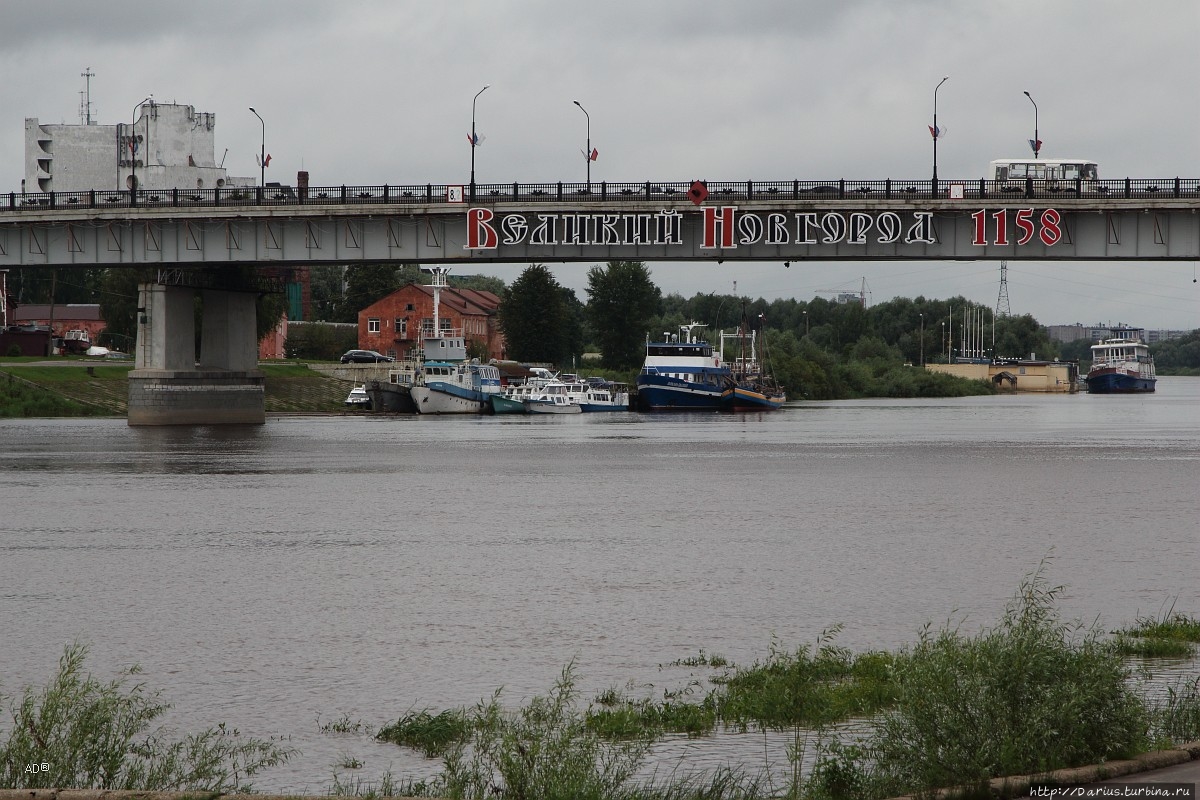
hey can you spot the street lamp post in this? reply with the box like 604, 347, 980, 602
470, 85, 489, 201
129, 96, 152, 200
1023, 91, 1039, 159
919, 313, 925, 366
249, 107, 265, 187
941, 321, 946, 361
932, 76, 948, 191
573, 100, 591, 189
803, 310, 809, 337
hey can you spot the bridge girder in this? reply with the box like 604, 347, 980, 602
2, 197, 1198, 268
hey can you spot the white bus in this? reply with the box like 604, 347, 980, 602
989, 159, 1099, 192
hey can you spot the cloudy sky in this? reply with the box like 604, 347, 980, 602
4, 1, 1198, 329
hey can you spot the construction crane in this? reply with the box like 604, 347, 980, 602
814, 277, 871, 306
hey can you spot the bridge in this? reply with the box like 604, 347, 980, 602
4, 176, 1198, 425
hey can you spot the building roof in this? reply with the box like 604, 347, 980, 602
14, 304, 104, 322
408, 284, 500, 316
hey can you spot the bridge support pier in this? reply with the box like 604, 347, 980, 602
128, 283, 265, 426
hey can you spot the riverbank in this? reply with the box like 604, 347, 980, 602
0, 361, 353, 417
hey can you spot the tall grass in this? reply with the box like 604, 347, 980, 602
0, 643, 293, 791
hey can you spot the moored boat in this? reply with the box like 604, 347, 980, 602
523, 381, 582, 414
489, 392, 527, 414
558, 375, 631, 412
636, 323, 731, 411
1085, 328, 1156, 394
411, 359, 502, 413
718, 315, 785, 411
406, 265, 503, 414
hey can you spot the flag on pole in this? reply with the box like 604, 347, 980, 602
467, 132, 485, 146
1028, 138, 1042, 154
257, 153, 272, 167
590, 147, 598, 162
928, 124, 947, 139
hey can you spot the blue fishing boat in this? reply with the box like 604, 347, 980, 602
636, 323, 731, 410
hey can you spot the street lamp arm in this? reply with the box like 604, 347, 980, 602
573, 100, 592, 186
249, 107, 266, 187
932, 76, 948, 185
470, 85, 489, 197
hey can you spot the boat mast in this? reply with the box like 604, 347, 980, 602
423, 265, 452, 340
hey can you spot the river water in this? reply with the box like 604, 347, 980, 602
2, 378, 1198, 792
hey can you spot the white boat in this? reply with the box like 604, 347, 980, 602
411, 360, 502, 413
1085, 328, 1156, 394
344, 385, 371, 409
558, 375, 630, 412
522, 381, 582, 414
406, 265, 503, 414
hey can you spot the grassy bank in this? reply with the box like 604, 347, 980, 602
0, 361, 354, 417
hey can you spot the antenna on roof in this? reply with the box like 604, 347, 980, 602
79, 67, 96, 125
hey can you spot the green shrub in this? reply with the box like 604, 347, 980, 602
433, 663, 651, 800
862, 567, 1147, 797
0, 643, 293, 791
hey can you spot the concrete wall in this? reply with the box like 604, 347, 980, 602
927, 361, 1077, 392
25, 118, 117, 193
25, 103, 255, 193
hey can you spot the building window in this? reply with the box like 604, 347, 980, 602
398, 318, 407, 338
368, 318, 380, 333
405, 303, 415, 312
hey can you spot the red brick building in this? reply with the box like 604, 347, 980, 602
13, 303, 106, 342
358, 284, 505, 361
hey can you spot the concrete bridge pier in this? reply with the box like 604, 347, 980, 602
128, 282, 265, 426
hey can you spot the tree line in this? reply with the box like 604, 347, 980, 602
6, 263, 1197, 393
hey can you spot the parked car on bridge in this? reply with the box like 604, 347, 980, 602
340, 349, 394, 363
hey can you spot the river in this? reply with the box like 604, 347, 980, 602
2, 377, 1198, 791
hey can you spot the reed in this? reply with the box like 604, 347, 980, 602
0, 643, 293, 791
1114, 606, 1200, 644
1148, 676, 1200, 746
375, 709, 470, 758
586, 691, 718, 740
718, 629, 903, 731
1113, 635, 1196, 658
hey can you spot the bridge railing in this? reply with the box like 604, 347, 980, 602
6, 178, 1200, 212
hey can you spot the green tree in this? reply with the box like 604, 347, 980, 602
1152, 329, 1200, 373
585, 260, 662, 369
308, 265, 346, 321
499, 264, 573, 365
342, 264, 403, 322
450, 274, 507, 295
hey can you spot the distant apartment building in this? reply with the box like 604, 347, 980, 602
25, 101, 255, 193
1047, 323, 1190, 344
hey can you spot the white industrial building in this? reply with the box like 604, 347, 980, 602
25, 101, 255, 193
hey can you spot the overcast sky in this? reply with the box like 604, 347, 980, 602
4, 1, 1198, 329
